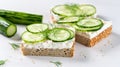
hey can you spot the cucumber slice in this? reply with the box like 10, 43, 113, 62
77, 25, 103, 32
57, 16, 80, 23
7, 24, 17, 37
26, 24, 48, 33
77, 18, 103, 28
78, 4, 96, 16
0, 17, 17, 37
72, 23, 103, 32
22, 32, 46, 43
67, 29, 74, 39
52, 5, 74, 16
48, 28, 71, 42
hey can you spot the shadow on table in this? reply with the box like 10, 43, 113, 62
10, 33, 21, 41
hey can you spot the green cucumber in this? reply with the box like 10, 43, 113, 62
78, 4, 96, 16
52, 4, 96, 17
22, 32, 46, 43
57, 16, 80, 23
48, 28, 71, 42
0, 9, 43, 25
52, 5, 74, 16
26, 23, 48, 33
0, 17, 17, 37
72, 23, 103, 32
77, 18, 103, 28
67, 29, 74, 39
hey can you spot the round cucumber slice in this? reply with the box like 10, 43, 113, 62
77, 18, 103, 28
22, 32, 46, 43
48, 28, 71, 42
72, 23, 103, 32
78, 4, 96, 16
26, 23, 48, 33
52, 5, 74, 16
77, 25, 103, 32
57, 16, 80, 23
7, 24, 17, 37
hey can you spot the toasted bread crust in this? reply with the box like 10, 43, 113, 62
21, 41, 75, 57
75, 26, 112, 47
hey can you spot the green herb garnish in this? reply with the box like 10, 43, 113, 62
0, 60, 7, 65
9, 43, 20, 50
50, 61, 62, 67
65, 3, 80, 15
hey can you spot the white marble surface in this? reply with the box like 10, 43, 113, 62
0, 0, 120, 67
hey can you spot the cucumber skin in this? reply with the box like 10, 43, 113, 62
0, 17, 17, 37
0, 9, 43, 25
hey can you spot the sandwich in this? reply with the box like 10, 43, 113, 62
51, 4, 112, 47
21, 23, 75, 57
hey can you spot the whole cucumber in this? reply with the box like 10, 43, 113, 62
0, 9, 43, 25
0, 17, 17, 37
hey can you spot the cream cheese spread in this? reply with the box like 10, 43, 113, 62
23, 38, 75, 49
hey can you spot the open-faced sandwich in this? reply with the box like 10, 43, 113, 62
51, 4, 112, 47
21, 23, 75, 57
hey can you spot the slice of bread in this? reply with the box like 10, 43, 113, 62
76, 25, 112, 47
21, 24, 75, 57
21, 41, 75, 57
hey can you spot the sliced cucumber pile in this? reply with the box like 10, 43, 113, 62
56, 17, 103, 32
52, 4, 96, 17
71, 18, 103, 32
22, 23, 74, 43
52, 4, 104, 32
26, 23, 48, 33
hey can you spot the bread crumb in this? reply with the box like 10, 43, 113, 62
104, 44, 107, 46
80, 52, 86, 59
99, 49, 103, 52
83, 55, 86, 58
111, 44, 114, 48
31, 59, 35, 64
107, 40, 111, 44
